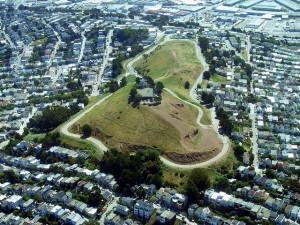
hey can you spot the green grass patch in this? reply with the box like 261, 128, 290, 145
240, 50, 248, 61
209, 142, 240, 173
211, 74, 226, 83
133, 40, 211, 125
23, 132, 46, 142
75, 84, 210, 154
76, 85, 182, 152
30, 38, 48, 47
133, 40, 203, 100
162, 166, 190, 193
201, 79, 208, 88
59, 133, 103, 160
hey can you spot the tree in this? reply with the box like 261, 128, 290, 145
233, 145, 246, 161
203, 71, 211, 80
214, 176, 229, 192
82, 124, 92, 137
134, 94, 142, 104
202, 92, 215, 105
266, 169, 276, 179
198, 36, 209, 52
3, 170, 20, 184
185, 168, 211, 202
155, 81, 164, 95
128, 88, 137, 104
108, 80, 119, 93
136, 77, 141, 84
29, 106, 74, 132
184, 81, 190, 89
145, 76, 155, 88
120, 77, 127, 88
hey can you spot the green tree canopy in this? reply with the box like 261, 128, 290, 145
82, 124, 92, 137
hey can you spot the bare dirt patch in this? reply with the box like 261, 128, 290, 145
165, 148, 219, 164
150, 92, 222, 157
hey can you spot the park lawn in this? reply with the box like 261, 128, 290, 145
199, 105, 211, 125
75, 84, 215, 154
76, 85, 183, 153
211, 74, 227, 83
23, 132, 46, 142
134, 41, 203, 100
88, 93, 110, 105
133, 40, 211, 125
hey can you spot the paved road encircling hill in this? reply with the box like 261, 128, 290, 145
60, 35, 230, 169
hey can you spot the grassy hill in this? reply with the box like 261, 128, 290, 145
73, 84, 221, 155
133, 40, 211, 125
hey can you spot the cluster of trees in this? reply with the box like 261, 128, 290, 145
233, 56, 253, 77
0, 47, 12, 67
0, 170, 20, 184
107, 77, 127, 93
100, 149, 163, 194
216, 107, 233, 136
29, 106, 75, 132
114, 28, 148, 46
111, 29, 149, 77
66, 79, 82, 92
28, 89, 89, 107
128, 77, 164, 107
128, 88, 142, 106
129, 44, 144, 58
28, 38, 49, 63
83, 8, 105, 20
185, 168, 211, 201
233, 145, 246, 162
72, 186, 104, 208
112, 53, 126, 77
0, 103, 15, 112
198, 36, 209, 52
40, 132, 61, 148
201, 92, 215, 105
142, 15, 170, 29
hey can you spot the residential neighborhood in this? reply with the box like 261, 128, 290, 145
0, 0, 299, 224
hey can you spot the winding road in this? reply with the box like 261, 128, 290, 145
161, 88, 230, 169
60, 35, 230, 169
60, 94, 112, 152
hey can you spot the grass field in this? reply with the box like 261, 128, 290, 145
211, 74, 227, 83
133, 40, 212, 125
24, 132, 46, 142
59, 133, 103, 160
134, 41, 203, 100
74, 84, 220, 155
240, 50, 248, 61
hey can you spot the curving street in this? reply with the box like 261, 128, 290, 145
161, 88, 230, 169
60, 35, 230, 169
60, 94, 112, 152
